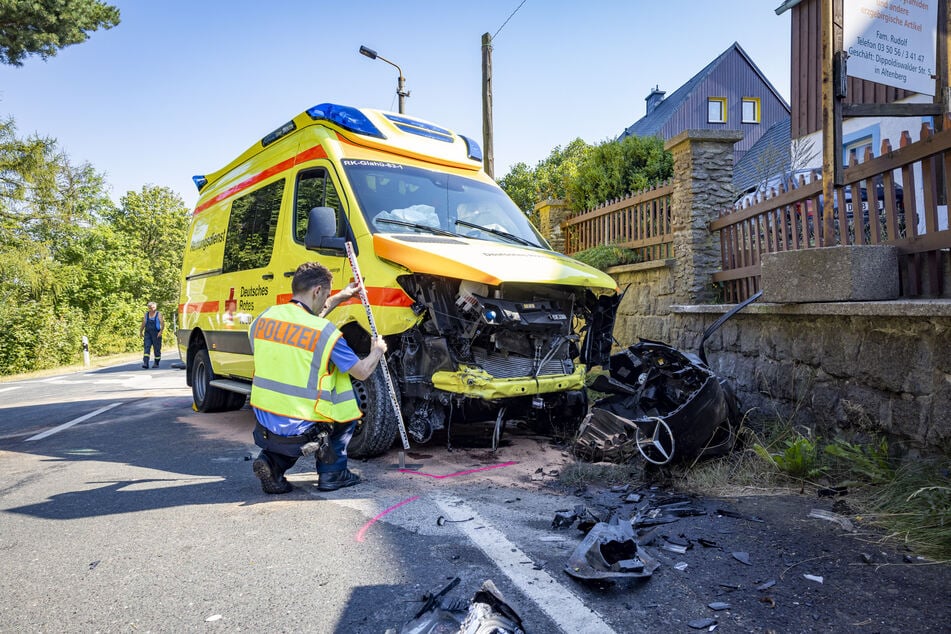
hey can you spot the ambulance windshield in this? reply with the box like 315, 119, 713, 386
342, 160, 546, 248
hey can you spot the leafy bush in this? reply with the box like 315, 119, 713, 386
568, 135, 673, 212
571, 244, 641, 271
754, 433, 822, 479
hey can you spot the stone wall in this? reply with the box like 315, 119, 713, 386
667, 302, 951, 456
535, 199, 568, 253
608, 260, 676, 344
666, 130, 742, 304
541, 129, 951, 456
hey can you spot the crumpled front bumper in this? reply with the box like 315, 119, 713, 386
431, 364, 586, 399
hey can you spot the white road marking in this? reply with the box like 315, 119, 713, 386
24, 402, 123, 441
0, 386, 21, 394
435, 496, 617, 634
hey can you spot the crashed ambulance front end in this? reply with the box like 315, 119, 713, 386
343, 159, 620, 444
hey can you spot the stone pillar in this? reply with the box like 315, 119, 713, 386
534, 198, 568, 253
665, 130, 743, 304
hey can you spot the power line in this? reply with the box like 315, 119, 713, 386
493, 0, 527, 41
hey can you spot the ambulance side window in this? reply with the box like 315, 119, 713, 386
294, 169, 343, 242
222, 179, 285, 273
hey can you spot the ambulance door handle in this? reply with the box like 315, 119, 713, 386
261, 273, 274, 280
284, 271, 295, 278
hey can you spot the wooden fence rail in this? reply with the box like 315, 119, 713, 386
710, 118, 951, 302
560, 181, 674, 263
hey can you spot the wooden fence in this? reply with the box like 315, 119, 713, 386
561, 181, 674, 263
710, 119, 951, 302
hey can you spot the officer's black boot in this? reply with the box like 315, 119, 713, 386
142, 356, 149, 369
317, 469, 361, 491
252, 454, 293, 494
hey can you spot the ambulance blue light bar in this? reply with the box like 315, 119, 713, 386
193, 175, 208, 191
306, 103, 385, 139
383, 113, 453, 143
459, 135, 483, 162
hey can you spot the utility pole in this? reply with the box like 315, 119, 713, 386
820, 0, 842, 247
482, 32, 495, 179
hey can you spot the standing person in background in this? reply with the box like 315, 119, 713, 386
140, 302, 163, 368
248, 262, 387, 494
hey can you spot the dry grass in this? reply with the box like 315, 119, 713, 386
853, 460, 951, 561
557, 460, 642, 488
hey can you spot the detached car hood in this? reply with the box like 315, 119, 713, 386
372, 233, 618, 290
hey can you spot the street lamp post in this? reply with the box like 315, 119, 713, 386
359, 45, 409, 114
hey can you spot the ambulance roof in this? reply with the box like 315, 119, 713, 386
193, 103, 484, 193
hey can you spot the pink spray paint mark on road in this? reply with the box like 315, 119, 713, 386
399, 460, 517, 479
355, 495, 420, 542
354, 462, 517, 542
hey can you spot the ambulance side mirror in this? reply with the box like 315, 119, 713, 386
305, 206, 346, 254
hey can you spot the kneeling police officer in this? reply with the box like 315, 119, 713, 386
249, 262, 387, 494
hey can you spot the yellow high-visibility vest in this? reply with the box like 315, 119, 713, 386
248, 303, 361, 423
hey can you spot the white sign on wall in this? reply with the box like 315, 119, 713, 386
844, 0, 938, 95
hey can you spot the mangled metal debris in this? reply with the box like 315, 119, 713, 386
554, 485, 776, 594
573, 292, 762, 465
573, 339, 740, 465
564, 517, 660, 582
397, 578, 525, 634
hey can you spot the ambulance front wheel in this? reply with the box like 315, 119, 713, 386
192, 348, 245, 413
348, 363, 399, 458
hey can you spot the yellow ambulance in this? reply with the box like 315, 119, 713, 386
178, 103, 618, 457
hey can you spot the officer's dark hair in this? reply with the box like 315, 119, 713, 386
292, 262, 332, 294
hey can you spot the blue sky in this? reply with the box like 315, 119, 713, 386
0, 1, 790, 210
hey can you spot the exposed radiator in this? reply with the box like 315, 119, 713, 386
473, 349, 573, 379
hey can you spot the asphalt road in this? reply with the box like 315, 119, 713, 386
2, 357, 948, 633
0, 356, 623, 633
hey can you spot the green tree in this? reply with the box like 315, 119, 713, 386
0, 0, 120, 66
0, 116, 120, 373
534, 138, 591, 205
105, 185, 190, 309
0, 117, 111, 300
497, 161, 534, 212
497, 139, 592, 218
568, 135, 672, 212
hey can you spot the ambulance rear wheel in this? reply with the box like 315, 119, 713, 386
348, 364, 398, 458
192, 348, 241, 413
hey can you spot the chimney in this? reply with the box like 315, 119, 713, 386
645, 85, 665, 115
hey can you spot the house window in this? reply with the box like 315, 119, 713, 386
844, 136, 873, 165
708, 97, 727, 123
742, 97, 760, 123
842, 124, 879, 165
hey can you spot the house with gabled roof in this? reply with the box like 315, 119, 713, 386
618, 41, 791, 169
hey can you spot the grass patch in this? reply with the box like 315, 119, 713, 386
859, 459, 951, 561
676, 419, 951, 560
561, 385, 949, 560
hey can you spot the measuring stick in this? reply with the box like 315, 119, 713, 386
344, 242, 411, 455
